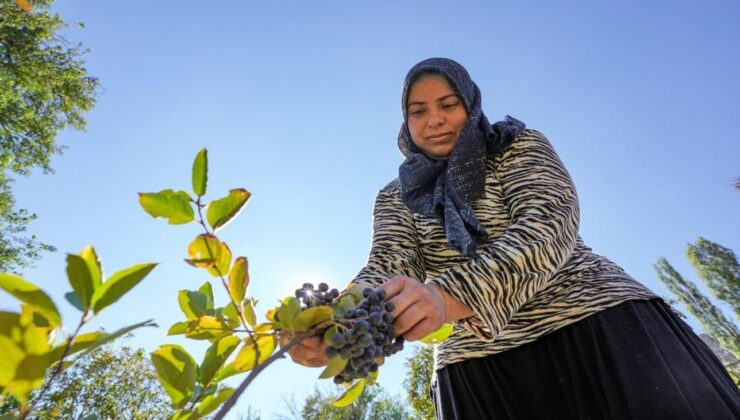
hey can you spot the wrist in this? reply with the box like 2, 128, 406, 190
426, 282, 474, 323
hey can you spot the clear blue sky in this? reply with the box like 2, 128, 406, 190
9, 0, 740, 417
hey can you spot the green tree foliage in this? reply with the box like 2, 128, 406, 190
687, 238, 740, 319
655, 238, 740, 384
0, 0, 98, 271
404, 345, 435, 420
27, 342, 169, 419
299, 385, 409, 420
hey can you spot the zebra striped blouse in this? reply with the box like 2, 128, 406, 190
348, 129, 656, 369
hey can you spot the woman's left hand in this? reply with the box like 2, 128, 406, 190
380, 275, 448, 342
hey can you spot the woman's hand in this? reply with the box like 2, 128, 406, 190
381, 275, 475, 341
279, 331, 328, 368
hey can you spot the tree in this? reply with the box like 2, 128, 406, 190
2, 341, 172, 419
0, 0, 98, 271
655, 238, 740, 384
687, 238, 740, 319
291, 385, 409, 420
404, 345, 435, 420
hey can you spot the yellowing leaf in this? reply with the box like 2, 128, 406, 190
79, 246, 102, 291
243, 298, 257, 326
0, 274, 61, 327
138, 189, 194, 225
233, 335, 277, 371
332, 379, 365, 407
206, 189, 251, 232
186, 235, 231, 277
275, 297, 301, 331
419, 323, 454, 344
293, 306, 333, 332
185, 316, 232, 340
207, 242, 231, 277
228, 257, 249, 303
192, 148, 208, 196
15, 0, 32, 13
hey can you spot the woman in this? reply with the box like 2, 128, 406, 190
287, 58, 740, 419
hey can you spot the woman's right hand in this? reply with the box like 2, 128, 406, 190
279, 331, 329, 368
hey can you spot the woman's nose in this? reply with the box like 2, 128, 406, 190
427, 111, 445, 127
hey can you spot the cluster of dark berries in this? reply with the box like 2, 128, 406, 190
295, 282, 340, 308
325, 287, 404, 383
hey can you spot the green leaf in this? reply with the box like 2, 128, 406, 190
275, 297, 301, 331
366, 368, 379, 385
91, 263, 157, 314
192, 148, 208, 196
207, 242, 231, 277
186, 234, 231, 277
199, 335, 240, 385
168, 321, 189, 336
228, 257, 249, 303
177, 290, 210, 320
212, 360, 240, 382
319, 356, 348, 379
293, 306, 333, 332
184, 316, 232, 340
0, 311, 21, 338
348, 281, 374, 301
196, 387, 235, 417
419, 323, 454, 344
151, 344, 198, 409
66, 254, 95, 312
198, 281, 215, 311
0, 274, 61, 327
66, 331, 107, 356
23, 327, 50, 354
170, 409, 197, 420
76, 319, 158, 359
233, 335, 277, 371
65, 292, 83, 311
79, 246, 103, 291
332, 379, 365, 407
138, 189, 195, 225
206, 189, 251, 232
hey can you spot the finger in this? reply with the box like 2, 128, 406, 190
381, 276, 409, 300
403, 317, 441, 342
393, 301, 428, 337
387, 281, 425, 322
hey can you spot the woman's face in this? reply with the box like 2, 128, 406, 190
406, 74, 468, 160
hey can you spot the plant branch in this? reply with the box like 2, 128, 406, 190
23, 312, 88, 419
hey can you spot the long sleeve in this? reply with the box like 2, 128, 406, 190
347, 182, 426, 290
426, 129, 580, 341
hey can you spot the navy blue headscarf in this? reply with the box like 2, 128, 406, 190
397, 58, 525, 258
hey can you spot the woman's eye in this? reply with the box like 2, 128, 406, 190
409, 109, 425, 116
442, 102, 459, 110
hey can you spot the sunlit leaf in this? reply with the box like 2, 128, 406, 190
185, 316, 232, 340
151, 344, 197, 409
228, 257, 249, 303
91, 263, 157, 314
170, 409, 197, 420
198, 281, 215, 311
254, 322, 275, 334
243, 298, 257, 326
419, 323, 454, 344
23, 327, 50, 355
348, 281, 374, 301
275, 297, 301, 331
177, 290, 210, 320
206, 189, 251, 232
207, 242, 231, 277
192, 148, 208, 196
196, 387, 235, 417
138, 189, 194, 225
0, 274, 61, 327
212, 360, 240, 382
366, 368, 379, 385
80, 246, 103, 290
222, 303, 242, 328
233, 335, 277, 371
319, 356, 348, 379
332, 295, 356, 318
323, 325, 338, 346
332, 379, 365, 407
168, 321, 189, 336
293, 306, 333, 332
0, 336, 25, 385
199, 336, 240, 386
66, 254, 95, 312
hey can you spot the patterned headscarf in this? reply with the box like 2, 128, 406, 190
397, 58, 525, 258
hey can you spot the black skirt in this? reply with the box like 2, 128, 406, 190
431, 299, 740, 420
